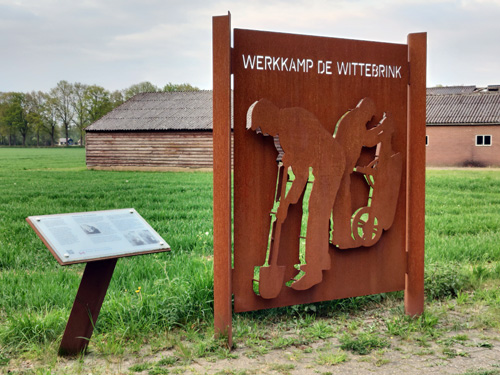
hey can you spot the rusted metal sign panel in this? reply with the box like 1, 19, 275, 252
232, 29, 410, 312
213, 15, 426, 339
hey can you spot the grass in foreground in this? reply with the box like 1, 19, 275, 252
0, 148, 215, 351
0, 148, 500, 372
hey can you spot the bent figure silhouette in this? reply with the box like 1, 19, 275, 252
247, 99, 345, 297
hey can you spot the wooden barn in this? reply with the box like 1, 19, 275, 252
85, 91, 216, 171
426, 86, 500, 167
86, 87, 500, 170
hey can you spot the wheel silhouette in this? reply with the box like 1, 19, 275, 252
352, 207, 380, 246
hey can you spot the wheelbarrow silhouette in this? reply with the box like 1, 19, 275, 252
351, 130, 402, 247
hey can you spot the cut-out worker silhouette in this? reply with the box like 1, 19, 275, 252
246, 97, 402, 297
351, 112, 402, 246
331, 98, 387, 249
247, 99, 345, 294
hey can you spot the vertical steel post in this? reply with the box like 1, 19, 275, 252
212, 13, 233, 346
405, 32, 427, 316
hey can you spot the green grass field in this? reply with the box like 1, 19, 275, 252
1, 147, 500, 366
0, 148, 215, 351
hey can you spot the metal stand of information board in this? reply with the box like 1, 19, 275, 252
59, 258, 118, 356
26, 208, 170, 357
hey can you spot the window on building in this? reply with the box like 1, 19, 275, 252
476, 135, 492, 146
426, 135, 429, 146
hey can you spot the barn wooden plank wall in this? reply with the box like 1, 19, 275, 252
86, 131, 221, 170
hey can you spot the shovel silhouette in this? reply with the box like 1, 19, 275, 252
258, 164, 288, 299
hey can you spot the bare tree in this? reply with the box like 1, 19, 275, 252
50, 80, 74, 145
42, 94, 59, 146
25, 91, 47, 146
72, 82, 90, 146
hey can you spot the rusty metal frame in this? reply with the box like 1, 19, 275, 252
212, 15, 426, 343
212, 13, 232, 346
405, 32, 427, 316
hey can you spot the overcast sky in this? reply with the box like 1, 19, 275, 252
1, 0, 499, 93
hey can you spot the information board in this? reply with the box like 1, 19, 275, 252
213, 15, 426, 346
27, 208, 170, 265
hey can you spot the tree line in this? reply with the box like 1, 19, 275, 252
0, 81, 198, 147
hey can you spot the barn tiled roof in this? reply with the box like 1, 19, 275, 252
426, 85, 477, 95
86, 88, 500, 131
85, 91, 213, 131
426, 92, 500, 125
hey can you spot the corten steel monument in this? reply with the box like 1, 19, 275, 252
213, 13, 426, 344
